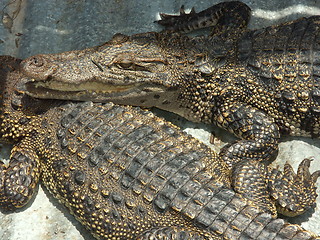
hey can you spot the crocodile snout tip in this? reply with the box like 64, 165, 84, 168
21, 55, 46, 69
20, 54, 55, 81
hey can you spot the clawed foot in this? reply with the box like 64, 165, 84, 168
268, 158, 320, 217
159, 5, 196, 19
156, 5, 196, 28
156, 1, 251, 37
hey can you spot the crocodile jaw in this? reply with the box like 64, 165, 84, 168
25, 79, 175, 107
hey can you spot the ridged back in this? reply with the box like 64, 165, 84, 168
39, 101, 318, 239
238, 16, 320, 91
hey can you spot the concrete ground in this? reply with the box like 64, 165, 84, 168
0, 0, 319, 239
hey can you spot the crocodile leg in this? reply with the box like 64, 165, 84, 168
214, 102, 280, 167
214, 102, 320, 216
0, 140, 40, 211
156, 1, 251, 37
232, 159, 277, 216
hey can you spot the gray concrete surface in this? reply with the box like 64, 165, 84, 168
0, 0, 320, 239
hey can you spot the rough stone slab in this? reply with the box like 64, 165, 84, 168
0, 0, 320, 239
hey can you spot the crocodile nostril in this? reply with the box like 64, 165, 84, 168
20, 55, 55, 80
29, 56, 45, 67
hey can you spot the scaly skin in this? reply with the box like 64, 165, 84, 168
1, 55, 320, 239
21, 1, 320, 170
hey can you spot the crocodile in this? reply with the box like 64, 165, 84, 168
21, 1, 320, 170
1, 54, 320, 239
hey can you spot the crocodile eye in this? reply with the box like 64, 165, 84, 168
117, 60, 133, 69
115, 59, 149, 72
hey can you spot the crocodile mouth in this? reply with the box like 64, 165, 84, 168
25, 79, 140, 100
25, 79, 170, 104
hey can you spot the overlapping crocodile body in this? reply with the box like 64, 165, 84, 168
0, 56, 319, 239
21, 1, 320, 171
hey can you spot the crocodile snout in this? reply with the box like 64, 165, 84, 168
20, 54, 56, 81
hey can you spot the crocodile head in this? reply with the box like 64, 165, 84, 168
22, 31, 221, 122
21, 32, 206, 115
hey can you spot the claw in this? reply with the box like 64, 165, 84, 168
311, 170, 320, 183
297, 157, 313, 181
159, 13, 169, 20
179, 5, 186, 15
283, 162, 295, 182
190, 7, 196, 15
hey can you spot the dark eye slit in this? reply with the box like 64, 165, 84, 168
133, 64, 151, 72
91, 60, 104, 72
